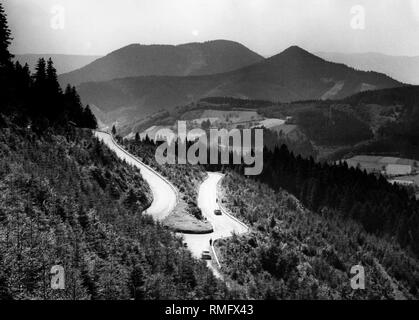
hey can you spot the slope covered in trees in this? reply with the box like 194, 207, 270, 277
296, 108, 373, 146
0, 4, 228, 299
217, 171, 419, 299
0, 122, 228, 299
234, 145, 419, 258
343, 86, 419, 160
259, 86, 419, 160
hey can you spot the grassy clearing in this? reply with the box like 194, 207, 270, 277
164, 202, 213, 234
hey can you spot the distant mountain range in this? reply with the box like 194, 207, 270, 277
58, 40, 264, 86
13, 54, 102, 75
77, 45, 403, 126
317, 52, 419, 85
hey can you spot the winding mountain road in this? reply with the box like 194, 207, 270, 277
95, 131, 248, 278
182, 173, 248, 258
183, 172, 249, 278
95, 131, 177, 221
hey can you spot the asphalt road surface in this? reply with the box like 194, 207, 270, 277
95, 132, 248, 278
182, 173, 248, 276
95, 131, 177, 221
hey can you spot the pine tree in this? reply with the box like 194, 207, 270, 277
0, 3, 13, 68
123, 188, 138, 209
34, 58, 47, 85
131, 263, 145, 300
30, 58, 49, 124
14, 62, 32, 90
112, 125, 116, 135
46, 58, 61, 94
45, 58, 63, 121
0, 3, 13, 104
64, 85, 84, 125
82, 105, 97, 129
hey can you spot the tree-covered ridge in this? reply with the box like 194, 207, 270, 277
247, 146, 419, 258
0, 3, 96, 132
199, 97, 277, 109
296, 108, 374, 146
0, 122, 228, 299
217, 171, 419, 299
1, 55, 97, 132
206, 141, 419, 259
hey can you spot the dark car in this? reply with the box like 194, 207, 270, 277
214, 209, 222, 216
201, 250, 211, 260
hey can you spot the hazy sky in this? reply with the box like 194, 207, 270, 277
3, 0, 419, 57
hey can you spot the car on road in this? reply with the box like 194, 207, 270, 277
214, 209, 222, 216
201, 250, 211, 260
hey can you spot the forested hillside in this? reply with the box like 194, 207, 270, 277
296, 108, 373, 146
217, 171, 419, 299
343, 86, 419, 160
243, 145, 419, 257
259, 86, 419, 160
0, 4, 228, 299
0, 122, 228, 299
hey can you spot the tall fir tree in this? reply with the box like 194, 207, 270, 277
82, 105, 97, 129
0, 3, 13, 104
0, 3, 13, 68
46, 58, 61, 94
45, 58, 63, 119
34, 58, 47, 86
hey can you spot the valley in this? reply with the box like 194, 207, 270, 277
3, 0, 419, 302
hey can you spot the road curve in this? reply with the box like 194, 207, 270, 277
182, 173, 248, 261
95, 132, 248, 278
95, 131, 177, 221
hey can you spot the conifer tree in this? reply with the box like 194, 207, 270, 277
0, 3, 12, 68
64, 85, 84, 125
46, 58, 61, 94
14, 62, 31, 90
34, 58, 47, 86
82, 105, 97, 129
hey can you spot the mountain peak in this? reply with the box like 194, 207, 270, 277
279, 45, 315, 57
59, 40, 263, 86
283, 45, 307, 52
264, 45, 323, 65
